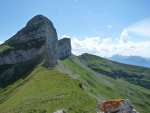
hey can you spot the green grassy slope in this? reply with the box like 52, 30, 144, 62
61, 56, 150, 113
79, 53, 150, 89
0, 65, 96, 113
0, 55, 149, 113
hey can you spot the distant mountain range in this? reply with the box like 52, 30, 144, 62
111, 55, 150, 68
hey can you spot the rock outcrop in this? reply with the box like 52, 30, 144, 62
7, 15, 58, 67
58, 38, 71, 59
53, 109, 66, 113
0, 45, 45, 65
98, 99, 139, 113
7, 15, 57, 44
0, 15, 71, 87
0, 15, 72, 67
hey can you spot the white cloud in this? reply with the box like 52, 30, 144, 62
71, 36, 150, 58
120, 18, 150, 40
59, 34, 71, 39
62, 18, 150, 58
0, 41, 3, 44
120, 29, 129, 43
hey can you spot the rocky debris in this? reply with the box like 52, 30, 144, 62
98, 99, 139, 113
53, 109, 66, 113
58, 38, 71, 59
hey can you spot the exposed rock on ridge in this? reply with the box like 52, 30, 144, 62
58, 38, 71, 59
5, 15, 58, 67
0, 15, 71, 87
0, 15, 71, 67
7, 15, 57, 44
0, 46, 44, 65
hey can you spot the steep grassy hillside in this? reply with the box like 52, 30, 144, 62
79, 53, 150, 89
0, 55, 149, 113
0, 65, 96, 113
60, 56, 150, 113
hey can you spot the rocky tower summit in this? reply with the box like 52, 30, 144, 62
58, 38, 71, 59
1, 15, 71, 67
0, 15, 71, 87
6, 15, 59, 67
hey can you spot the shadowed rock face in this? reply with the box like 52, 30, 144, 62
0, 15, 72, 87
26, 15, 58, 67
2, 15, 58, 67
58, 38, 71, 59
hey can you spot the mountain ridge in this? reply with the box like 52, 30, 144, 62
0, 15, 71, 87
111, 54, 150, 68
0, 15, 149, 113
79, 53, 150, 89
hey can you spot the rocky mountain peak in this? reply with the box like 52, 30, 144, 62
0, 14, 72, 67
7, 15, 58, 45
26, 15, 53, 27
0, 15, 72, 86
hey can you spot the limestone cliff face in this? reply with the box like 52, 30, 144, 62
58, 38, 71, 59
0, 15, 72, 87
0, 46, 45, 65
0, 15, 58, 67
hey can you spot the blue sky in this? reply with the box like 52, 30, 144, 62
0, 0, 150, 57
